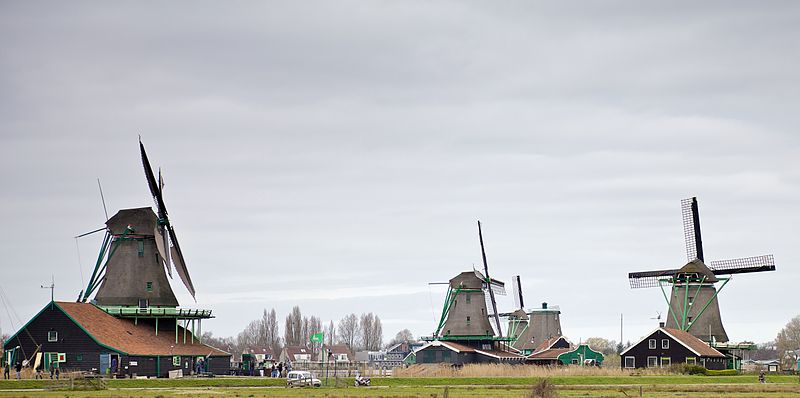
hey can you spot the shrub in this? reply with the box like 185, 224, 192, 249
526, 378, 558, 398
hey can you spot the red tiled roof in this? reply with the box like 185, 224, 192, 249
662, 328, 725, 358
528, 348, 571, 360
56, 302, 229, 357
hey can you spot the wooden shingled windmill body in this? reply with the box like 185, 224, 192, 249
628, 197, 775, 343
503, 276, 563, 355
78, 140, 211, 340
432, 222, 510, 347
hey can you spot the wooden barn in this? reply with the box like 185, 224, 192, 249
620, 326, 726, 370
412, 340, 525, 365
3, 301, 230, 377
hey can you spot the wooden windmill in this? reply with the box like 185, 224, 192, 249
503, 276, 563, 354
80, 140, 197, 308
628, 197, 775, 343
433, 222, 508, 342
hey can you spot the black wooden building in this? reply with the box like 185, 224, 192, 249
3, 301, 230, 377
620, 326, 726, 370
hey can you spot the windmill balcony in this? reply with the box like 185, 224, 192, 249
98, 305, 213, 320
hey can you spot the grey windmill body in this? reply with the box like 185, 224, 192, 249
527, 303, 563, 348
94, 207, 179, 307
628, 197, 775, 344
440, 271, 497, 337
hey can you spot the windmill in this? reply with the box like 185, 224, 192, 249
80, 139, 196, 307
432, 221, 507, 342
501, 275, 563, 354
628, 197, 775, 343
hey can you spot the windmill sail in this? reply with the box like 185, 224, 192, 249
169, 225, 196, 300
681, 197, 704, 262
478, 220, 503, 338
512, 275, 524, 309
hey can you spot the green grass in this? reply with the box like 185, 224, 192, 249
369, 374, 799, 386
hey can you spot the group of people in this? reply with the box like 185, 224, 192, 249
3, 361, 58, 380
254, 361, 290, 377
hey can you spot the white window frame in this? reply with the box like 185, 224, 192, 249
661, 339, 669, 349
647, 356, 658, 368
686, 357, 697, 365
648, 339, 656, 349
47, 330, 58, 342
661, 357, 671, 367
624, 356, 635, 368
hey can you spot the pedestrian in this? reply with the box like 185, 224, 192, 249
3, 362, 9, 379
277, 362, 283, 376
50, 366, 54, 379
14, 362, 21, 380
54, 365, 59, 380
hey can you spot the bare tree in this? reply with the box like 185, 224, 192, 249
325, 320, 335, 346
337, 313, 360, 349
387, 329, 414, 347
284, 306, 303, 346
264, 308, 281, 355
584, 337, 616, 355
359, 312, 383, 351
776, 315, 800, 369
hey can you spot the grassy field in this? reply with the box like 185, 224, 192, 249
0, 374, 798, 397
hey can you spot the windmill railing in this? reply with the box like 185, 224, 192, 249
98, 306, 214, 319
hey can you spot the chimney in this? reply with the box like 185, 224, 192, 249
542, 302, 548, 309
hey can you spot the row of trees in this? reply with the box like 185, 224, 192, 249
202, 306, 389, 359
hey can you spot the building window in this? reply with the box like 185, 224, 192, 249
571, 358, 579, 365
686, 357, 696, 365
76, 354, 83, 362
624, 356, 635, 368
48, 330, 58, 342
647, 356, 658, 367
648, 339, 656, 349
465, 294, 471, 304
661, 357, 671, 367
146, 281, 153, 292
466, 316, 471, 322
661, 339, 669, 349
138, 241, 145, 257
173, 356, 180, 366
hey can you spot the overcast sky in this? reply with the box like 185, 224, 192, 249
1, 1, 798, 346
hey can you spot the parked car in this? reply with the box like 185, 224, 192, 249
286, 370, 321, 387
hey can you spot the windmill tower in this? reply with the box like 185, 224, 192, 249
503, 276, 563, 354
432, 222, 508, 346
628, 197, 776, 343
78, 140, 210, 341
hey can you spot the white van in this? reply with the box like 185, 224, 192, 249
286, 370, 321, 387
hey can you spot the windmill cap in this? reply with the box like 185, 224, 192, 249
106, 207, 158, 236
675, 259, 718, 282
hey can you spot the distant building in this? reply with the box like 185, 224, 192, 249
320, 345, 353, 363
557, 344, 604, 366
243, 346, 275, 364
620, 326, 726, 370
280, 346, 314, 363
526, 336, 571, 366
412, 340, 525, 365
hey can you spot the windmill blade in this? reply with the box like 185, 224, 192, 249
628, 268, 678, 289
681, 197, 704, 262
140, 139, 168, 220
168, 225, 196, 300
154, 226, 172, 278
477, 220, 502, 337
511, 275, 524, 309
709, 254, 776, 275
489, 280, 506, 296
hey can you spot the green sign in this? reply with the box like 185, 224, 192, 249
310, 332, 324, 343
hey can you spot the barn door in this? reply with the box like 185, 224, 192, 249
99, 353, 110, 375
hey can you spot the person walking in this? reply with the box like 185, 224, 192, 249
14, 362, 21, 380
3, 362, 9, 379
